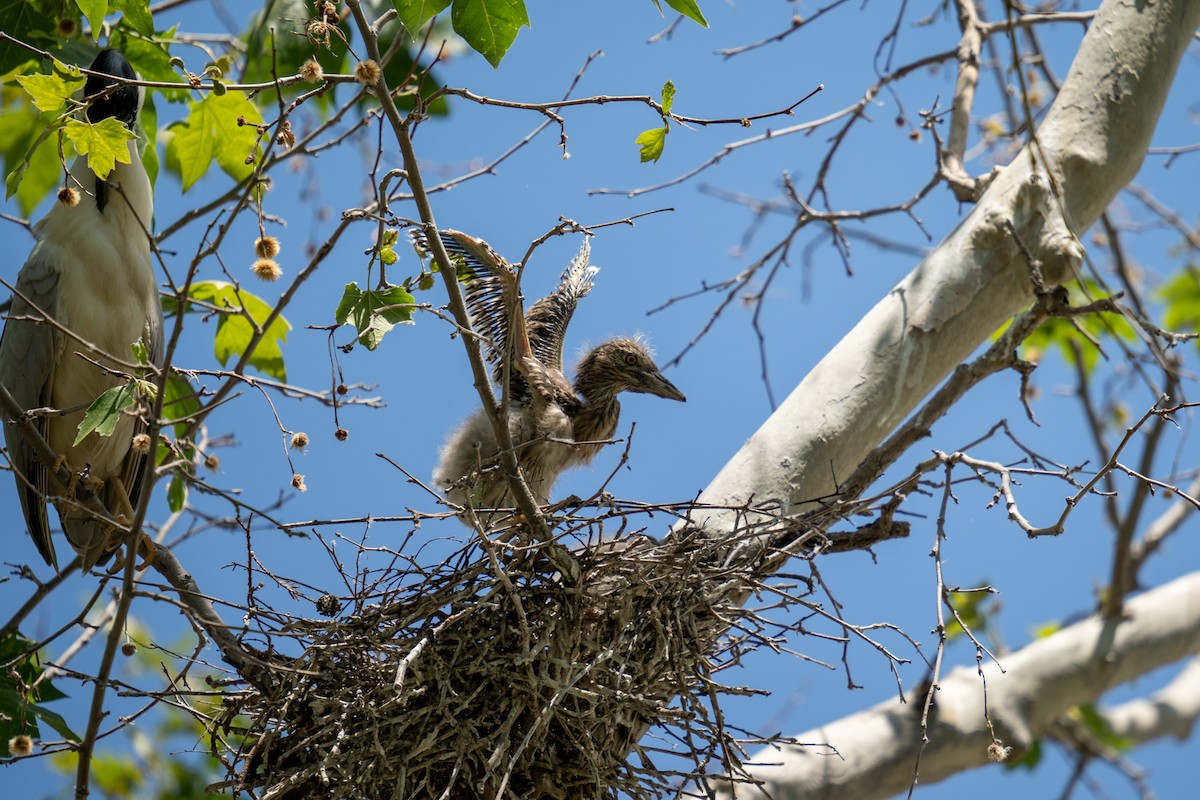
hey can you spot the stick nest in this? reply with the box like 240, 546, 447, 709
215, 523, 794, 799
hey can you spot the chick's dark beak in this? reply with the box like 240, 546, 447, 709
637, 367, 686, 403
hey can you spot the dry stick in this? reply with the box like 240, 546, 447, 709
1104, 367, 1180, 619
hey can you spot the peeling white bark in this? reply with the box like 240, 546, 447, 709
1103, 656, 1200, 744
712, 572, 1200, 800
689, 0, 1200, 544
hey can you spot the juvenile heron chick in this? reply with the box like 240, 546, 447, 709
0, 49, 161, 569
417, 229, 685, 513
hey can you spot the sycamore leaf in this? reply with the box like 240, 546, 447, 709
165, 92, 262, 190
29, 701, 78, 743
394, 0, 452, 35
16, 70, 85, 113
74, 382, 139, 446
336, 282, 415, 351
1070, 704, 1133, 752
166, 472, 187, 513
1, 100, 63, 214
660, 79, 676, 116
182, 281, 291, 381
0, 632, 79, 752
64, 116, 134, 180
72, 379, 154, 447
1158, 267, 1200, 347
1012, 279, 1137, 374
662, 0, 708, 27
450, 0, 531, 68
0, 0, 61, 74
75, 0, 110, 38
159, 372, 199, 513
944, 588, 995, 643
636, 126, 668, 163
161, 373, 200, 436
1004, 739, 1042, 771
112, 0, 154, 36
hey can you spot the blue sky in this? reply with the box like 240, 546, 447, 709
2, 2, 1199, 797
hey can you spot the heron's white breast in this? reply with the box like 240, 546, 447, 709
41, 145, 155, 477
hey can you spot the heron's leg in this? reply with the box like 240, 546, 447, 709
106, 476, 156, 571
55, 455, 81, 496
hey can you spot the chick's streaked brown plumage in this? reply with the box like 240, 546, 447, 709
417, 229, 685, 513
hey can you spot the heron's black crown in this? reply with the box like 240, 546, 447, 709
84, 49, 139, 129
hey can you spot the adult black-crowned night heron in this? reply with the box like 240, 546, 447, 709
416, 229, 685, 513
0, 49, 161, 570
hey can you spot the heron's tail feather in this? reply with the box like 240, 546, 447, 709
61, 514, 113, 571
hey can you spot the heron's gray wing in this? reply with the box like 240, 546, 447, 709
525, 239, 596, 373
0, 246, 64, 567
119, 283, 165, 532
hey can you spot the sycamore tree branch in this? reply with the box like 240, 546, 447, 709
1102, 656, 1200, 744
711, 571, 1200, 800
682, 0, 1200, 570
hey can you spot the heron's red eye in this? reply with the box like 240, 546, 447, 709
625, 353, 637, 366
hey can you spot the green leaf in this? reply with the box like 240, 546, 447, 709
335, 282, 415, 351
944, 587, 994, 643
74, 382, 139, 446
394, 0, 452, 35
75, 0, 109, 38
635, 126, 667, 163
1030, 620, 1061, 639
28, 701, 78, 742
0, 632, 78, 752
16, 70, 86, 113
111, 0, 153, 37
0, 97, 65, 214
91, 752, 143, 794
158, 374, 198, 513
1071, 704, 1132, 752
450, 0, 530, 68
165, 92, 262, 191
166, 472, 187, 513
1158, 267, 1200, 347
1017, 279, 1137, 374
1003, 738, 1042, 771
184, 281, 291, 381
139, 92, 159, 186
660, 79, 675, 116
662, 0, 708, 27
0, 0, 58, 74
161, 373, 200, 435
242, 0, 349, 116
378, 18, 449, 115
64, 116, 135, 180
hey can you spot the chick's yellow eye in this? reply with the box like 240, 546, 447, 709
625, 353, 638, 366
